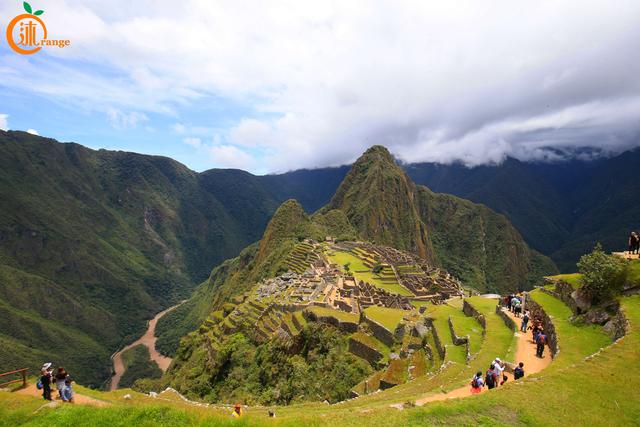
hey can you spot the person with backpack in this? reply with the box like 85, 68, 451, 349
521, 311, 530, 332
470, 371, 484, 394
536, 331, 547, 358
514, 362, 525, 380
485, 364, 498, 390
54, 367, 69, 399
39, 363, 52, 401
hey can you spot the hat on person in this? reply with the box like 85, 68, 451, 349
42, 362, 52, 370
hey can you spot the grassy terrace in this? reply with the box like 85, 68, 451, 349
350, 331, 390, 358
306, 306, 359, 324
363, 306, 407, 331
546, 272, 582, 289
327, 251, 413, 296
3, 294, 639, 426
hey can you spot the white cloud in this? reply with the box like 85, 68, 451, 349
208, 144, 256, 170
106, 109, 148, 129
182, 137, 202, 148
26, 129, 39, 135
1, 1, 639, 171
0, 114, 7, 131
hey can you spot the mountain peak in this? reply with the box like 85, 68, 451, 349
324, 146, 434, 260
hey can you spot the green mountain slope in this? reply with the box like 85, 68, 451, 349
0, 131, 281, 386
324, 145, 556, 292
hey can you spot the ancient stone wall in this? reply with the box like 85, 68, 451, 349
523, 293, 559, 358
554, 281, 580, 314
424, 318, 446, 360
495, 305, 517, 331
348, 337, 384, 365
363, 316, 395, 347
463, 300, 487, 331
303, 309, 358, 333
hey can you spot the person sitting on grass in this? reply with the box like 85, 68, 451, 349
514, 362, 525, 380
61, 378, 74, 403
470, 371, 484, 394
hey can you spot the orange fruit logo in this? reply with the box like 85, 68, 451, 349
6, 2, 70, 55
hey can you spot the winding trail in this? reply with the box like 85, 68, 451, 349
109, 301, 185, 391
414, 306, 551, 406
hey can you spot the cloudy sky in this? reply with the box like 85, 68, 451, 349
1, 1, 639, 173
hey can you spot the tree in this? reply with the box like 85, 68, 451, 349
577, 243, 627, 303
372, 263, 383, 274
343, 262, 351, 273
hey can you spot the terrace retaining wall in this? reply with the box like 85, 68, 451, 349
448, 316, 471, 362
424, 318, 446, 360
348, 337, 384, 365
523, 292, 559, 358
363, 316, 395, 347
463, 300, 487, 332
303, 309, 358, 333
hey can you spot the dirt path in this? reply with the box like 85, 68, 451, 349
16, 383, 108, 407
110, 301, 185, 391
414, 307, 551, 406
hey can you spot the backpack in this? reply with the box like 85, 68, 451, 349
36, 380, 43, 390
514, 367, 524, 379
538, 334, 546, 345
485, 370, 495, 387
471, 377, 480, 388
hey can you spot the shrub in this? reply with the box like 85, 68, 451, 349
577, 244, 628, 303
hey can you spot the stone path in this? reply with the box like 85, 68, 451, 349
413, 307, 551, 406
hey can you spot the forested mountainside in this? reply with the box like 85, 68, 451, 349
0, 131, 281, 386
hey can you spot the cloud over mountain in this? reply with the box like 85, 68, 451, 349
1, 1, 638, 172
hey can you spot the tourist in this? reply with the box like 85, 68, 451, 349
514, 362, 525, 380
39, 363, 53, 401
634, 231, 640, 254
629, 232, 639, 255
54, 367, 69, 399
232, 403, 242, 417
536, 331, 547, 358
521, 311, 530, 332
61, 378, 74, 403
485, 364, 498, 390
493, 358, 505, 386
514, 300, 522, 318
470, 371, 484, 394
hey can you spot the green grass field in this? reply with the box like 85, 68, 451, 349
307, 306, 359, 324
327, 251, 413, 296
546, 273, 582, 288
2, 294, 639, 426
363, 306, 407, 331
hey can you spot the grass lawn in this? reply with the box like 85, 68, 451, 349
628, 260, 640, 287
327, 251, 413, 296
4, 295, 638, 426
547, 273, 582, 289
307, 306, 359, 324
364, 306, 407, 331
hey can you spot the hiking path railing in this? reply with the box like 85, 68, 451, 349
0, 368, 28, 388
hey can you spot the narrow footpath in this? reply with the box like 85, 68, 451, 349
110, 301, 185, 391
16, 383, 108, 407
413, 306, 551, 406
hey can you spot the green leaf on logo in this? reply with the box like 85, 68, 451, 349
23, 2, 32, 14
34, 10, 44, 16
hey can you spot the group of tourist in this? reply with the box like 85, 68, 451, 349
38, 363, 74, 403
503, 294, 523, 317
529, 319, 547, 358
470, 358, 525, 393
629, 231, 640, 255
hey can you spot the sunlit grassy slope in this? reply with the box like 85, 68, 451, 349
3, 293, 639, 426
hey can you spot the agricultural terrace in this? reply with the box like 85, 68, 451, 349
327, 250, 413, 296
